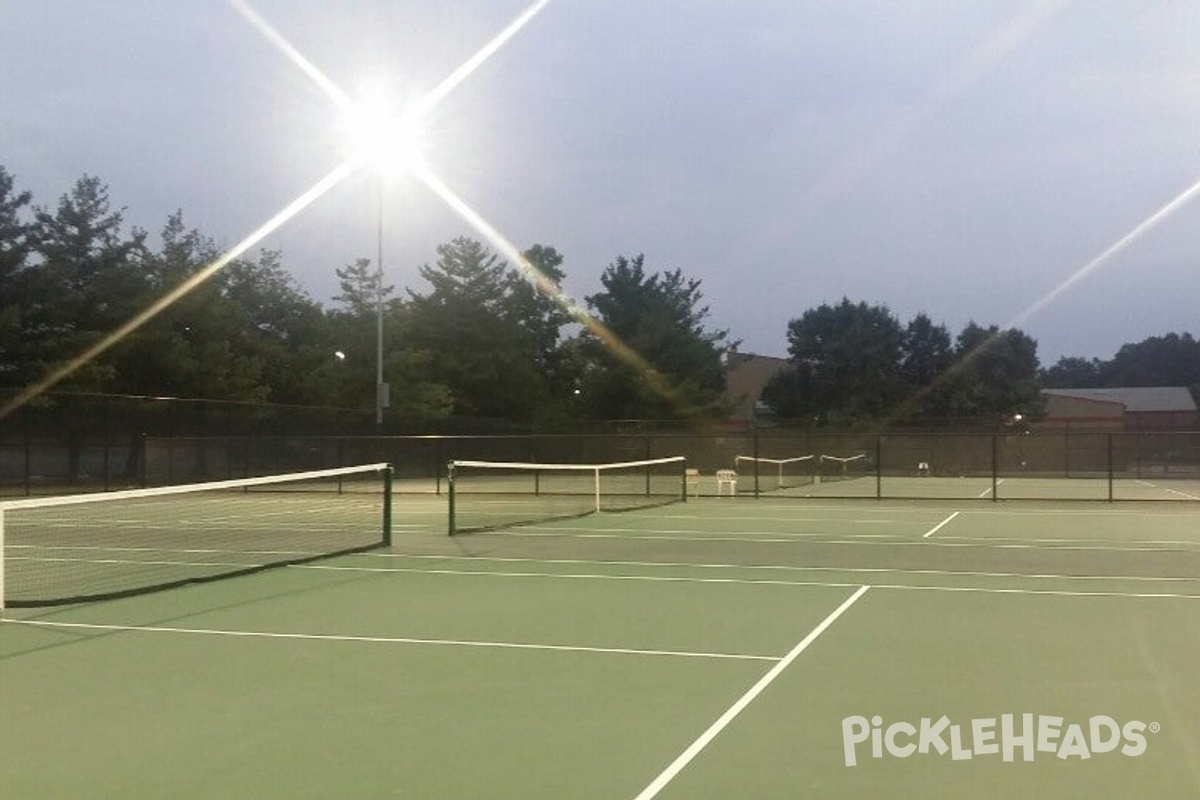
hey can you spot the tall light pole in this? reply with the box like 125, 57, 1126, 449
375, 177, 388, 429
341, 89, 423, 431
238, 0, 552, 435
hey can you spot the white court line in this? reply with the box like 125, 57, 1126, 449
2, 619, 778, 662
482, 528, 1200, 555
923, 511, 959, 538
306, 563, 860, 589
648, 515, 908, 525
1137, 480, 1200, 501
304, 562, 1200, 593
360, 552, 1200, 583
874, 582, 1200, 600
978, 478, 1004, 498
531, 521, 914, 534
632, 585, 870, 800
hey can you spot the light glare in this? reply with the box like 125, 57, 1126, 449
0, 0, 554, 418
340, 91, 427, 177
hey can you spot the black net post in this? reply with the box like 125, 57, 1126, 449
383, 464, 394, 546
447, 461, 457, 536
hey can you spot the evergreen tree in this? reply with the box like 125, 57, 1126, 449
401, 237, 566, 423
22, 175, 148, 391
576, 254, 729, 422
0, 167, 34, 385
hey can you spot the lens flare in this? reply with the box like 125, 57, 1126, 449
0, 161, 357, 420
413, 162, 688, 408
5, 0, 555, 417
228, 0, 352, 110
889, 171, 1200, 424
1007, 174, 1200, 330
339, 89, 427, 177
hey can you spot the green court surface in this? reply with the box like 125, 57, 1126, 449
5, 495, 1200, 797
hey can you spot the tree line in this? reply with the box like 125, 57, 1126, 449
760, 299, 1043, 427
760, 299, 1200, 428
0, 168, 729, 429
2, 167, 1195, 431
1041, 334, 1200, 395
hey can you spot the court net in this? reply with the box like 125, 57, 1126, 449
0, 463, 393, 608
734, 455, 817, 490
819, 453, 871, 482
447, 456, 687, 535
733, 453, 871, 491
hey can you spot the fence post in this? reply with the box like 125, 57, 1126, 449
752, 426, 760, 498
991, 435, 999, 502
436, 437, 445, 496
103, 396, 111, 491
875, 435, 882, 499
1107, 433, 1114, 502
22, 406, 31, 497
138, 432, 147, 488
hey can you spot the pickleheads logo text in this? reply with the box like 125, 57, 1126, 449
842, 714, 1158, 767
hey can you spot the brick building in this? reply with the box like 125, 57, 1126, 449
1041, 387, 1198, 430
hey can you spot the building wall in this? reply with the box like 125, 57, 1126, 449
1041, 389, 1199, 431
1039, 394, 1124, 429
724, 352, 790, 426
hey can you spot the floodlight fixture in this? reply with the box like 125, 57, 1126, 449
339, 89, 428, 179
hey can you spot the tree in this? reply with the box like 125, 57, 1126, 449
102, 214, 329, 406
219, 248, 330, 405
4, 175, 150, 479
576, 254, 730, 422
1041, 356, 1103, 388
507, 244, 581, 423
0, 167, 34, 385
891, 312, 958, 420
769, 298, 906, 425
763, 300, 1042, 426
323, 256, 404, 413
400, 237, 565, 423
19, 175, 148, 391
1101, 333, 1200, 388
0, 166, 32, 284
333, 256, 389, 318
103, 211, 243, 399
509, 244, 572, 373
760, 365, 816, 422
900, 313, 954, 388
941, 323, 1043, 419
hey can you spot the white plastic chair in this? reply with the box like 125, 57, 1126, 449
715, 469, 738, 496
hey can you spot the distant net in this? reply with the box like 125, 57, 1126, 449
734, 455, 817, 491
448, 456, 687, 534
819, 453, 871, 482
0, 463, 393, 608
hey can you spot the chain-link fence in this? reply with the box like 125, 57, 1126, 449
4, 392, 1200, 501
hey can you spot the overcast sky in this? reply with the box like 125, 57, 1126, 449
3, 1, 1200, 365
